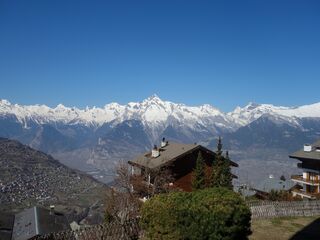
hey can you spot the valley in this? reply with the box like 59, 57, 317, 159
1, 96, 320, 187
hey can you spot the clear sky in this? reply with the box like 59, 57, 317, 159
0, 0, 319, 112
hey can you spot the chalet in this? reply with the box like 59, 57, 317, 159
290, 140, 320, 199
128, 138, 238, 192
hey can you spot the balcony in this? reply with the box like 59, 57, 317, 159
291, 187, 320, 200
291, 175, 320, 186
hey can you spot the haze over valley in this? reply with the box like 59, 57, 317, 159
1, 95, 319, 186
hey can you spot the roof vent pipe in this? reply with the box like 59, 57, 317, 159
50, 205, 55, 215
161, 137, 167, 148
304, 144, 312, 152
152, 145, 160, 158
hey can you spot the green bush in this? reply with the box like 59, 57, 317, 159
140, 188, 251, 240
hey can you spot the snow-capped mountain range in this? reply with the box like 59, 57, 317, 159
1, 95, 320, 184
1, 95, 320, 129
0, 95, 232, 130
229, 102, 320, 126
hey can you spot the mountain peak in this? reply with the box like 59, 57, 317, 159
55, 103, 68, 110
246, 102, 261, 109
0, 99, 11, 106
144, 94, 162, 102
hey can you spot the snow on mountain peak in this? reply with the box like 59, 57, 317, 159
229, 101, 320, 126
56, 103, 66, 108
144, 94, 161, 102
0, 96, 320, 130
276, 102, 320, 118
0, 99, 11, 106
0, 96, 229, 133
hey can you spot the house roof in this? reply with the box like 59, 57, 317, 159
129, 142, 206, 169
12, 207, 69, 240
0, 212, 14, 240
290, 140, 320, 161
234, 185, 256, 197
253, 177, 295, 193
128, 141, 238, 170
128, 142, 204, 170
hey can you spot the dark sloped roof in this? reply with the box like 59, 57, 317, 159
129, 142, 200, 169
36, 207, 70, 235
290, 140, 320, 161
12, 207, 37, 240
129, 142, 238, 170
253, 178, 295, 193
12, 207, 69, 240
0, 212, 14, 240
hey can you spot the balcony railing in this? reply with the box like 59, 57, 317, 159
291, 187, 320, 199
291, 175, 320, 186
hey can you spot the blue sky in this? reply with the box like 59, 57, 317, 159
0, 0, 319, 112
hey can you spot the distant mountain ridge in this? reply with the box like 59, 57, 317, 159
0, 96, 231, 129
1, 96, 320, 184
1, 96, 320, 130
229, 102, 320, 126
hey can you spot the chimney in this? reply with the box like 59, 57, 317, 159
304, 144, 312, 152
151, 145, 160, 158
50, 205, 55, 215
161, 137, 167, 148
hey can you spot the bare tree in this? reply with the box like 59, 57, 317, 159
105, 161, 176, 224
149, 164, 175, 196
105, 161, 142, 224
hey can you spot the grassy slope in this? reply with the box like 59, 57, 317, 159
250, 216, 320, 240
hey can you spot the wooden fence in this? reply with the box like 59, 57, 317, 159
248, 200, 320, 219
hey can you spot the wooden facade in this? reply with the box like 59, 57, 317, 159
162, 147, 214, 192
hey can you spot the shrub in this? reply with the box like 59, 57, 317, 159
268, 189, 293, 201
140, 187, 251, 240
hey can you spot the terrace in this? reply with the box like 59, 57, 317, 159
291, 186, 320, 200
291, 175, 320, 186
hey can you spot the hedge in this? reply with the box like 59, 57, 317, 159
140, 187, 251, 240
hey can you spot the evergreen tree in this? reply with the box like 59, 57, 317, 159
220, 151, 233, 190
217, 136, 223, 156
210, 137, 223, 188
210, 154, 223, 188
192, 151, 205, 190
210, 138, 233, 189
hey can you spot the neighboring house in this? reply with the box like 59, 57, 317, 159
12, 206, 70, 240
128, 138, 238, 192
252, 175, 295, 199
290, 140, 320, 199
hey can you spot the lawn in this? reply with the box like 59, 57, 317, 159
250, 216, 320, 240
